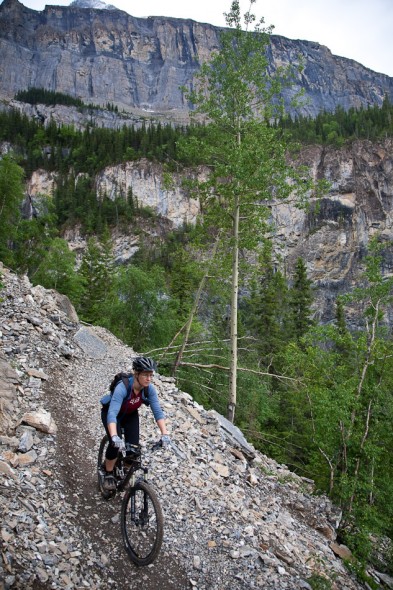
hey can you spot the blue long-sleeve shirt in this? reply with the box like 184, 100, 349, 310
100, 375, 165, 424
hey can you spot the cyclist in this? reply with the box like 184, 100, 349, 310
100, 356, 170, 492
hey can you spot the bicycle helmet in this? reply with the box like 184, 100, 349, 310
132, 356, 157, 373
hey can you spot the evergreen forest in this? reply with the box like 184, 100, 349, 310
1, 5, 393, 578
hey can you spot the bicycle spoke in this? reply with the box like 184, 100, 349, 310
121, 481, 164, 566
98, 434, 164, 564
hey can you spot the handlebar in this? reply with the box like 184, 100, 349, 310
151, 438, 186, 460
115, 436, 186, 461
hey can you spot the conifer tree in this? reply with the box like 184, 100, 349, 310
13, 196, 58, 275
288, 257, 313, 340
245, 246, 289, 364
335, 296, 349, 336
277, 240, 393, 546
32, 238, 82, 302
0, 155, 25, 266
78, 233, 115, 323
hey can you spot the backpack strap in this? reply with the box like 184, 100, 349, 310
142, 385, 150, 403
121, 375, 132, 397
119, 377, 148, 402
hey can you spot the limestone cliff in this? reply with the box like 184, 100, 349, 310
0, 0, 393, 124
24, 138, 393, 325
272, 139, 393, 323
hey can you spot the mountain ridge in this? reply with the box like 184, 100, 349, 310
71, 0, 118, 10
1, 0, 392, 122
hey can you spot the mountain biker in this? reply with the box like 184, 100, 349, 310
100, 356, 170, 492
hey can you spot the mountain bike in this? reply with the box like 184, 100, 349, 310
97, 434, 164, 566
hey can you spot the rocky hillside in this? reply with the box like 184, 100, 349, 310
2, 263, 387, 589
0, 0, 392, 125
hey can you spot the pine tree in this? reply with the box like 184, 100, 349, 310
245, 247, 289, 363
78, 233, 114, 323
335, 296, 349, 336
32, 238, 83, 302
0, 155, 25, 266
288, 257, 313, 340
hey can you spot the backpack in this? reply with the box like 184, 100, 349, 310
109, 372, 133, 396
108, 372, 149, 401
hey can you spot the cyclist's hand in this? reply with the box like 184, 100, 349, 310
111, 435, 125, 451
161, 434, 171, 448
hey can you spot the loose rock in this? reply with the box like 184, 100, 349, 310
0, 265, 369, 590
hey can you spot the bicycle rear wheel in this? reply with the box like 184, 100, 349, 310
121, 480, 164, 566
97, 434, 116, 499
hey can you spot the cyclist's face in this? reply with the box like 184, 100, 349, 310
138, 371, 153, 383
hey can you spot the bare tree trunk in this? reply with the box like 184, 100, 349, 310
306, 392, 335, 494
227, 193, 240, 423
369, 458, 375, 506
348, 398, 373, 513
173, 237, 219, 376
348, 300, 380, 433
173, 274, 207, 375
340, 299, 379, 485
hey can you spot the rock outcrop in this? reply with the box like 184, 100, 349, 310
95, 158, 201, 227
272, 138, 393, 323
24, 137, 393, 324
0, 0, 392, 125
2, 263, 384, 590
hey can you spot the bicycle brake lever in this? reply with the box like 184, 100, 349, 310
151, 440, 163, 452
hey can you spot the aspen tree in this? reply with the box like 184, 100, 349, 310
180, 1, 314, 421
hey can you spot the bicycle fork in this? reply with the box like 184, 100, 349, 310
130, 468, 149, 526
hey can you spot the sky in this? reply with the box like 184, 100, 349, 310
17, 0, 393, 77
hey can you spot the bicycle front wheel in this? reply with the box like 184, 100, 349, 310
121, 480, 164, 566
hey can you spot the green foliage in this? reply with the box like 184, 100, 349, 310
345, 559, 380, 590
269, 240, 393, 548
99, 264, 182, 351
242, 245, 290, 363
306, 574, 332, 590
277, 96, 393, 144
12, 196, 58, 275
0, 109, 191, 231
78, 232, 115, 323
289, 257, 314, 340
178, 0, 317, 421
0, 155, 25, 266
31, 238, 84, 303
15, 87, 85, 108
1, 12, 393, 561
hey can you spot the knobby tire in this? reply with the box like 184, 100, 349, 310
121, 480, 164, 566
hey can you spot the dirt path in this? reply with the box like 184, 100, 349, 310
44, 342, 189, 590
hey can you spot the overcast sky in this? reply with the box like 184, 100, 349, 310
17, 0, 393, 77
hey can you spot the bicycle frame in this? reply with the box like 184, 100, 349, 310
116, 451, 149, 493
97, 433, 164, 565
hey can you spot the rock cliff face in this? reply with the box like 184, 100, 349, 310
1, 0, 393, 123
2, 0, 393, 325
25, 138, 393, 324
272, 138, 393, 323
95, 158, 201, 226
